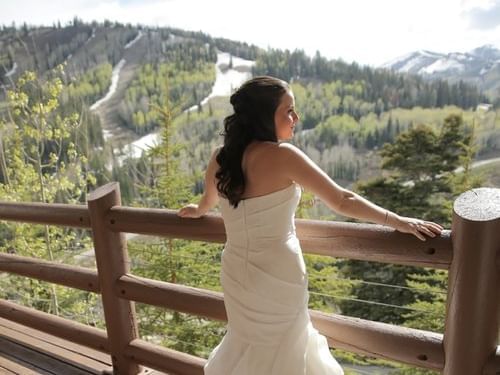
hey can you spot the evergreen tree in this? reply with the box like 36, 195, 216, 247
126, 82, 225, 357
339, 114, 475, 325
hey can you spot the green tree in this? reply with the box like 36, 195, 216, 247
126, 84, 225, 357
340, 114, 475, 325
0, 67, 97, 317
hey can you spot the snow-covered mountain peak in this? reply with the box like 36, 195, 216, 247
380, 44, 500, 99
381, 45, 500, 77
470, 44, 500, 60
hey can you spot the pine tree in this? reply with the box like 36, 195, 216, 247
126, 80, 225, 357
339, 114, 477, 325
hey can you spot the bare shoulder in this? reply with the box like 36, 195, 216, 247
277, 142, 302, 153
213, 144, 223, 155
277, 142, 309, 160
210, 145, 223, 160
207, 145, 223, 171
246, 142, 309, 167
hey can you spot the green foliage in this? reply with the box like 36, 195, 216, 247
254, 49, 485, 110
340, 114, 478, 328
305, 254, 351, 313
64, 63, 112, 105
402, 270, 447, 332
0, 21, 497, 371
0, 67, 96, 317
124, 83, 226, 357
359, 114, 475, 223
129, 239, 225, 357
119, 61, 215, 135
2, 68, 95, 202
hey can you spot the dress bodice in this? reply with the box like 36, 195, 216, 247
219, 183, 301, 248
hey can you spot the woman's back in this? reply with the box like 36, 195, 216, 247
240, 141, 293, 200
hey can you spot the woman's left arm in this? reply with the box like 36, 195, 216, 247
177, 148, 220, 218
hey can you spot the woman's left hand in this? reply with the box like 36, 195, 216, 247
393, 216, 444, 241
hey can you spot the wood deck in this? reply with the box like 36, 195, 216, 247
0, 318, 166, 374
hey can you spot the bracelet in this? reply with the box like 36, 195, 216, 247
384, 211, 389, 225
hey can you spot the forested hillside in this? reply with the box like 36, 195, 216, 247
1, 19, 499, 374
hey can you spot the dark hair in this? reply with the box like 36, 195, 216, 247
216, 76, 289, 208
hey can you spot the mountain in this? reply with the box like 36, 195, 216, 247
381, 44, 500, 100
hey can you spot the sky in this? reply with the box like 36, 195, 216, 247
1, 0, 500, 67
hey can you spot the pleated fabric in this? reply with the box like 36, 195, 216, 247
205, 184, 344, 375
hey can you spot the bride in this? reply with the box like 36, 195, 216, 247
178, 76, 442, 374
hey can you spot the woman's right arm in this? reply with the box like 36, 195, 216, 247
278, 143, 442, 240
177, 148, 220, 218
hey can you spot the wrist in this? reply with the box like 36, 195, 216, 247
386, 211, 401, 229
196, 203, 207, 216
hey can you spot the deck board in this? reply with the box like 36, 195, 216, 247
0, 355, 45, 374
0, 317, 112, 374
0, 318, 172, 375
0, 317, 169, 374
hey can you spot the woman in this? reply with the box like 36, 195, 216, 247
178, 76, 442, 374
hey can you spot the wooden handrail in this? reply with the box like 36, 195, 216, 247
0, 200, 453, 269
0, 253, 99, 293
296, 219, 452, 269
310, 311, 444, 371
107, 206, 452, 269
0, 201, 90, 228
116, 274, 227, 321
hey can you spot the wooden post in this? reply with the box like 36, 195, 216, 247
444, 188, 500, 375
88, 182, 142, 374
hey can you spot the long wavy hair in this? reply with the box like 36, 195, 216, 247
216, 76, 289, 208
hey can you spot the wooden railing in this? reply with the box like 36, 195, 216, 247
0, 182, 499, 375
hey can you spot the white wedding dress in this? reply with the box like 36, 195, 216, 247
205, 183, 344, 375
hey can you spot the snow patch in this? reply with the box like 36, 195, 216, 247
398, 56, 428, 72
102, 129, 113, 141
381, 50, 444, 70
118, 132, 160, 162
5, 62, 17, 77
447, 52, 469, 61
90, 59, 126, 111
380, 51, 416, 69
480, 66, 490, 75
199, 52, 254, 106
125, 31, 143, 49
115, 51, 255, 165
418, 49, 443, 58
419, 58, 464, 74
85, 29, 96, 46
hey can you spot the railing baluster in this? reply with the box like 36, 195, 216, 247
88, 182, 142, 374
444, 188, 500, 375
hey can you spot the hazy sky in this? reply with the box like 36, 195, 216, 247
2, 0, 500, 66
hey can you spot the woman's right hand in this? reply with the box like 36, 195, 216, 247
390, 214, 443, 241
177, 204, 203, 218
